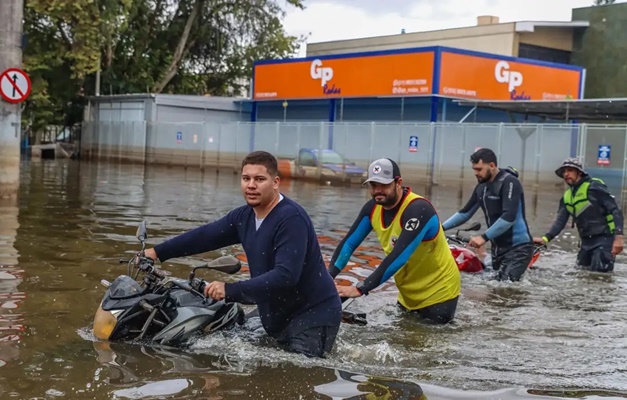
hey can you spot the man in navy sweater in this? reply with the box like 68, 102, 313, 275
143, 151, 341, 358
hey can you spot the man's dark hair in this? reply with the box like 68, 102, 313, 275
470, 148, 498, 166
241, 151, 279, 177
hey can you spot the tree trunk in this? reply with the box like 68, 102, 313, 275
153, 0, 204, 93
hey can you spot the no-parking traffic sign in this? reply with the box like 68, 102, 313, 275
0, 68, 32, 104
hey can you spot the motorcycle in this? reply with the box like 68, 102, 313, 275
446, 222, 545, 273
93, 221, 246, 347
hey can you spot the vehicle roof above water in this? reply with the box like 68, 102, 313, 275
300, 148, 340, 154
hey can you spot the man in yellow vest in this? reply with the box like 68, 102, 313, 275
533, 158, 624, 272
328, 158, 461, 324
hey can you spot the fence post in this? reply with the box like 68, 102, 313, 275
428, 122, 436, 185
580, 123, 588, 166
368, 122, 375, 164
460, 124, 467, 181
436, 122, 445, 183
534, 124, 543, 188
296, 123, 301, 159
622, 125, 627, 207
397, 124, 403, 169
275, 121, 281, 154
317, 122, 325, 180
497, 122, 503, 160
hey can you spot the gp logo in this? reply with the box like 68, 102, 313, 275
310, 59, 334, 87
494, 60, 523, 92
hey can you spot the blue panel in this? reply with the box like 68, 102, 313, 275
250, 102, 257, 122
433, 47, 442, 96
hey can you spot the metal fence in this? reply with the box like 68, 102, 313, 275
80, 121, 627, 190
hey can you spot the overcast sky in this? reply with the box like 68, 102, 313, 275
283, 0, 622, 56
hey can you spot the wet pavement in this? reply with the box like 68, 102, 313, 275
0, 159, 626, 399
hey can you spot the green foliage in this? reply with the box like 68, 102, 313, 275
22, 0, 305, 130
593, 0, 616, 5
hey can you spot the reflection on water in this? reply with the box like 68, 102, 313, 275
0, 198, 24, 373
92, 342, 426, 400
0, 159, 627, 400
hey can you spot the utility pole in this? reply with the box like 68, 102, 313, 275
0, 0, 24, 199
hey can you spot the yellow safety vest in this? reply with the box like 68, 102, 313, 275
371, 191, 461, 310
563, 178, 615, 233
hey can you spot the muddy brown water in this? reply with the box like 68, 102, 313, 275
0, 159, 626, 400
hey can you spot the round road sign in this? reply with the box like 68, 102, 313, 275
0, 68, 32, 104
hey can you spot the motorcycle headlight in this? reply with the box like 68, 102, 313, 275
93, 304, 121, 340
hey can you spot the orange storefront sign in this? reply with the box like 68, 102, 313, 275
438, 50, 582, 101
253, 51, 435, 100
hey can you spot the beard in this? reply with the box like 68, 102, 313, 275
476, 170, 493, 183
373, 190, 399, 208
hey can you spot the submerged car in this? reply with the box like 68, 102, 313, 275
293, 148, 367, 184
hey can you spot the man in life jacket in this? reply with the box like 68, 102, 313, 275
533, 158, 624, 272
441, 148, 534, 282
328, 158, 461, 324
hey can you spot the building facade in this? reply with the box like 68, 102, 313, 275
307, 16, 587, 66
250, 45, 584, 124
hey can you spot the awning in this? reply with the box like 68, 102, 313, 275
453, 98, 627, 122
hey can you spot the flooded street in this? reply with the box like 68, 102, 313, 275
1, 159, 627, 399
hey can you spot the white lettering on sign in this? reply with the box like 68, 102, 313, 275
494, 61, 523, 92
310, 59, 334, 87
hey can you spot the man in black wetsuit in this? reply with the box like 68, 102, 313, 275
533, 157, 624, 272
441, 148, 533, 282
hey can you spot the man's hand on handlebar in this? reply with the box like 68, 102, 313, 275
468, 236, 486, 249
204, 281, 226, 300
143, 248, 158, 262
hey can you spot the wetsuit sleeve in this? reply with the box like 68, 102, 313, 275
482, 176, 521, 240
225, 214, 308, 304
543, 199, 570, 242
589, 181, 624, 235
328, 200, 374, 278
441, 189, 480, 231
154, 210, 240, 262
360, 199, 440, 295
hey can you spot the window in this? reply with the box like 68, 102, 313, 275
518, 43, 572, 65
318, 152, 345, 164
299, 152, 317, 167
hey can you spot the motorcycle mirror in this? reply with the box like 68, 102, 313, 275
462, 221, 481, 232
192, 256, 242, 275
136, 221, 148, 242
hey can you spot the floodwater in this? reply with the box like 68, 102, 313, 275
1, 159, 627, 400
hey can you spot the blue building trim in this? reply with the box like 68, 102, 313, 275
430, 48, 443, 121
253, 46, 438, 66
250, 102, 257, 122
253, 45, 584, 73
438, 46, 584, 73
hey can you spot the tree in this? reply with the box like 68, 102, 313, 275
593, 0, 616, 5
22, 0, 305, 137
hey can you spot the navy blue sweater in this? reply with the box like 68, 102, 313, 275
154, 196, 341, 337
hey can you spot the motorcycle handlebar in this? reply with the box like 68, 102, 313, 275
121, 256, 166, 279
446, 234, 470, 245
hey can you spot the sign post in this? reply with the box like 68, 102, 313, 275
0, 68, 31, 104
